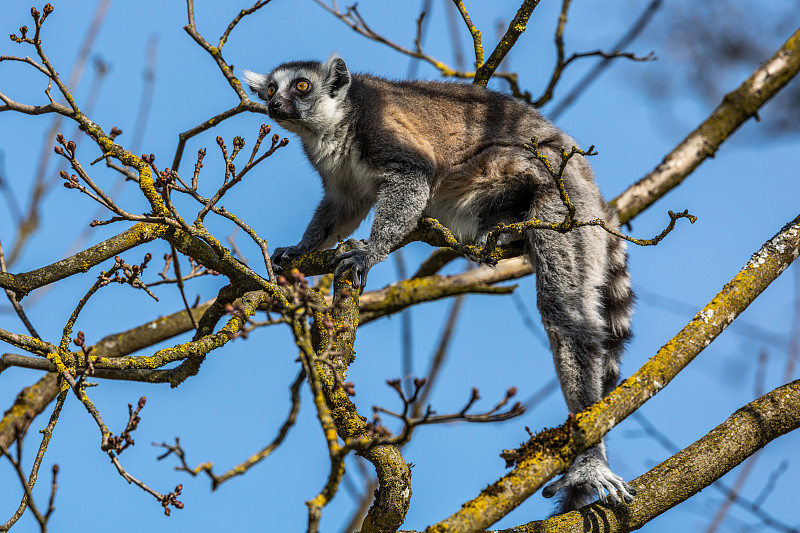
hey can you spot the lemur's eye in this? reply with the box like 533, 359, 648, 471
266, 85, 276, 98
296, 80, 310, 92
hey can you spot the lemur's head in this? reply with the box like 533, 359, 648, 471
243, 54, 351, 135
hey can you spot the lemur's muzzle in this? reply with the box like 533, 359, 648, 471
268, 98, 296, 120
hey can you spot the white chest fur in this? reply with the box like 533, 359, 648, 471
301, 129, 377, 202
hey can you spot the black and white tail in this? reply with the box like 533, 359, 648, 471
600, 205, 634, 397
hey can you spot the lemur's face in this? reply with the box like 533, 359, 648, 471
243, 63, 327, 134
243, 57, 351, 136
262, 70, 316, 122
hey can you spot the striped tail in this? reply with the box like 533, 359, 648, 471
600, 206, 634, 397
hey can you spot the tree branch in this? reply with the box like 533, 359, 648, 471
612, 25, 800, 224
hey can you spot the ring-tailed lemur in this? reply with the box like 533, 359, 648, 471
243, 55, 636, 512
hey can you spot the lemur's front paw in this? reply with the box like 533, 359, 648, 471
332, 249, 370, 289
543, 451, 636, 510
271, 245, 305, 271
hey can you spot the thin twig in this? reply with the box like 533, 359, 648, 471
171, 246, 199, 331
218, 0, 274, 49
0, 237, 41, 339
155, 368, 305, 489
550, 0, 662, 119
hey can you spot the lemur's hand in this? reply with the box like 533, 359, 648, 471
332, 248, 370, 289
271, 245, 305, 272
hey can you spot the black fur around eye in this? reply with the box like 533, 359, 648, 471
266, 84, 276, 98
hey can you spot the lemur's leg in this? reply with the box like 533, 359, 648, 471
527, 191, 635, 513
334, 165, 430, 288
272, 193, 371, 265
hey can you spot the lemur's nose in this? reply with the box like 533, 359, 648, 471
268, 100, 282, 113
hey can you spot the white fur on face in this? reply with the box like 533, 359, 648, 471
241, 70, 269, 95
268, 68, 297, 94
264, 66, 347, 138
301, 93, 345, 135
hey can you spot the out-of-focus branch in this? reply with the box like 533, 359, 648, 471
785, 263, 800, 383
612, 25, 800, 224
0, 388, 67, 533
548, 0, 662, 119
702, 348, 770, 533
0, 237, 40, 339
429, 212, 800, 531
532, 0, 654, 108
1, 0, 111, 268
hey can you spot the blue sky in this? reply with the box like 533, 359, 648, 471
1, 1, 798, 532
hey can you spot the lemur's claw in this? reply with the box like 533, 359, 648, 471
333, 249, 370, 289
271, 245, 305, 272
543, 449, 635, 511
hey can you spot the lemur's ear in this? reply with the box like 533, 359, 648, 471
241, 70, 268, 94
322, 53, 350, 98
